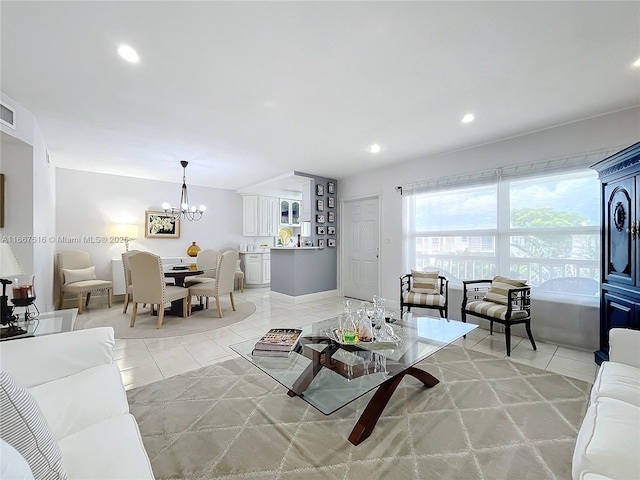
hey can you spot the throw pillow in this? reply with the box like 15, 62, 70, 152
410, 270, 439, 294
483, 275, 527, 305
62, 266, 96, 285
0, 371, 68, 480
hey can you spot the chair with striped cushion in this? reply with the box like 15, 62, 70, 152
400, 270, 448, 318
461, 276, 536, 356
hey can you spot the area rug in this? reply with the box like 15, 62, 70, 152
76, 299, 256, 339
127, 346, 592, 480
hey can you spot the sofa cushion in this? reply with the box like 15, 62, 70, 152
58, 414, 154, 479
0, 371, 68, 480
62, 266, 96, 285
483, 275, 526, 305
465, 300, 529, 320
410, 270, 439, 294
1, 438, 35, 480
590, 361, 640, 407
29, 364, 129, 441
572, 396, 640, 480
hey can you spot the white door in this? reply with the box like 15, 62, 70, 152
342, 196, 379, 301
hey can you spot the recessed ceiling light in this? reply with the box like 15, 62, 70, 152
633, 57, 640, 67
461, 114, 475, 123
368, 144, 382, 154
117, 45, 140, 63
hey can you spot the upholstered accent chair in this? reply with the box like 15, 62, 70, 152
184, 249, 218, 287
129, 252, 189, 329
56, 250, 112, 314
188, 249, 238, 317
121, 249, 142, 314
461, 276, 537, 356
400, 271, 448, 318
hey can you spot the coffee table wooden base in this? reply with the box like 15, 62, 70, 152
348, 367, 439, 445
288, 366, 439, 445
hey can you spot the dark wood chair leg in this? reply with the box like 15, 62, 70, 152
461, 310, 467, 338
505, 324, 511, 356
525, 320, 537, 351
490, 320, 494, 335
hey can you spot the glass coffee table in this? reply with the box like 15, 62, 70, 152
0, 308, 78, 341
231, 313, 477, 445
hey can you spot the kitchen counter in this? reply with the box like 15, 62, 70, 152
271, 246, 322, 250
270, 247, 336, 298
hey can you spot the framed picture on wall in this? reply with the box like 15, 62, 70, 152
317, 199, 324, 211
145, 210, 180, 238
318, 239, 325, 248
316, 184, 324, 196
328, 211, 335, 223
317, 226, 326, 235
328, 182, 335, 194
328, 197, 335, 208
316, 214, 325, 223
327, 238, 336, 247
327, 226, 336, 235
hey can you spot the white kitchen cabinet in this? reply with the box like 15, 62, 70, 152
280, 199, 301, 226
299, 180, 311, 222
242, 195, 259, 236
241, 252, 271, 286
262, 254, 271, 284
243, 195, 278, 236
244, 253, 262, 285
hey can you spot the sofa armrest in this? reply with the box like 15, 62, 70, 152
1, 327, 115, 388
609, 328, 640, 368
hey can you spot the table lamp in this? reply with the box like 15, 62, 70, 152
115, 224, 138, 251
0, 242, 26, 337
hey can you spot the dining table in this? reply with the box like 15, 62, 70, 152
161, 265, 205, 316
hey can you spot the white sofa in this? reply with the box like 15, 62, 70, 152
572, 328, 640, 480
0, 327, 154, 479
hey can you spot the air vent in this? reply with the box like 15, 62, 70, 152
0, 102, 16, 129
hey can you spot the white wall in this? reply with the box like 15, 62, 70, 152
1, 93, 56, 311
55, 168, 245, 297
339, 107, 640, 351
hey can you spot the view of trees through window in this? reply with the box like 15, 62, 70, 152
406, 170, 600, 295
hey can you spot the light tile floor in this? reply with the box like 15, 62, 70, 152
80, 288, 599, 390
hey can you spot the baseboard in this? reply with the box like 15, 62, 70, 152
270, 289, 340, 305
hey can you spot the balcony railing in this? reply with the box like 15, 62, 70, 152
417, 254, 599, 290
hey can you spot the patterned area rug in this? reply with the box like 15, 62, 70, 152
127, 346, 591, 480
77, 299, 256, 339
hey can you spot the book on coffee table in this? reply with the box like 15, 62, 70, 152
253, 328, 303, 356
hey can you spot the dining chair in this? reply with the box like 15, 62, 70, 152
129, 252, 189, 329
56, 250, 113, 314
188, 249, 238, 317
219, 248, 244, 291
184, 249, 218, 287
234, 259, 244, 292
121, 249, 141, 314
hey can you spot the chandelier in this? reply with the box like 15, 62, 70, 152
162, 161, 206, 221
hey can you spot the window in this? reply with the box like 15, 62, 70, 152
403, 170, 600, 295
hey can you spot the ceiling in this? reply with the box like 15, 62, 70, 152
1, 1, 639, 191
